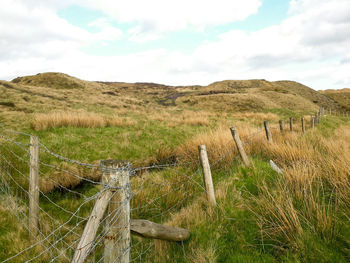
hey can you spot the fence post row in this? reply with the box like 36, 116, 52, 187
72, 160, 131, 263
264, 121, 273, 143
198, 145, 216, 206
29, 136, 39, 241
230, 127, 250, 167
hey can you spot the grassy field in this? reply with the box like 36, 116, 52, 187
0, 73, 349, 262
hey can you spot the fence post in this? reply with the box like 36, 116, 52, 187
72, 160, 131, 263
279, 120, 284, 134
264, 121, 273, 143
311, 116, 315, 129
103, 160, 131, 263
289, 117, 293, 131
198, 145, 216, 206
29, 136, 39, 240
301, 117, 305, 133
230, 127, 250, 167
329, 108, 332, 115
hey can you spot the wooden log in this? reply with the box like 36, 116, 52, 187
301, 117, 305, 133
279, 120, 284, 134
264, 121, 273, 143
198, 145, 216, 206
72, 189, 114, 263
131, 219, 190, 241
102, 160, 131, 263
230, 127, 250, 167
29, 136, 39, 240
289, 117, 293, 131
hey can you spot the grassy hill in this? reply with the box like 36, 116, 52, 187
320, 88, 350, 111
0, 72, 349, 262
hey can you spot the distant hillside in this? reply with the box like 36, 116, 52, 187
320, 88, 350, 110
0, 72, 343, 128
11, 72, 90, 89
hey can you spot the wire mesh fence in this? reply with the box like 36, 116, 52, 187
0, 108, 330, 262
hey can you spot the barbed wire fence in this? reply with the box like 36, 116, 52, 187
0, 107, 340, 262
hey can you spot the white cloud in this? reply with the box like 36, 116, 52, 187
1, 0, 350, 90
0, 0, 122, 61
83, 0, 262, 41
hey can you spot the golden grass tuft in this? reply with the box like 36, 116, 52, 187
31, 111, 137, 130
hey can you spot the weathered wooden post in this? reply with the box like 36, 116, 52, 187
103, 160, 131, 263
279, 120, 284, 134
301, 117, 305, 133
198, 145, 216, 206
29, 136, 39, 240
289, 117, 293, 131
311, 116, 315, 129
329, 108, 332, 115
230, 127, 250, 167
72, 160, 131, 263
264, 121, 273, 143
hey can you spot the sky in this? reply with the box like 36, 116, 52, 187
0, 0, 349, 90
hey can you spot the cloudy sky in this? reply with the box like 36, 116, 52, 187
0, 0, 349, 90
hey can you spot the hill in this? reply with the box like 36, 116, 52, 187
320, 88, 350, 111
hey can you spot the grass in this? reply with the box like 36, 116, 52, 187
1, 114, 350, 262
31, 111, 137, 130
0, 72, 349, 262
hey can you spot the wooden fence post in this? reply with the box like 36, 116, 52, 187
301, 117, 305, 133
289, 117, 293, 131
230, 127, 250, 167
72, 160, 131, 263
311, 116, 315, 129
103, 160, 131, 263
264, 121, 273, 143
198, 145, 216, 206
329, 108, 332, 115
29, 136, 39, 240
279, 120, 284, 134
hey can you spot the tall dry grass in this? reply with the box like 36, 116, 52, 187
161, 121, 350, 255
31, 111, 137, 130
246, 126, 350, 250
149, 110, 212, 127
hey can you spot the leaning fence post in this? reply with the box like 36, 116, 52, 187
103, 160, 131, 263
72, 160, 131, 263
301, 117, 305, 133
279, 120, 284, 134
198, 145, 216, 206
264, 121, 273, 143
289, 117, 293, 131
230, 127, 250, 167
29, 136, 39, 240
